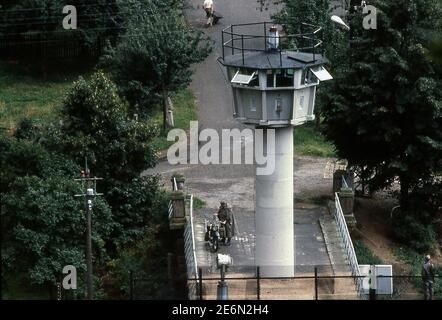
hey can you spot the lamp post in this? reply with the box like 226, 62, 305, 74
331, 15, 350, 31
216, 254, 233, 300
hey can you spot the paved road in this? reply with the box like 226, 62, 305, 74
184, 0, 280, 132
146, 1, 338, 277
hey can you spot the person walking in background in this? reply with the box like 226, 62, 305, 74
203, 0, 214, 26
421, 255, 435, 300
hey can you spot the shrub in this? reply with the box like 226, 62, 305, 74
392, 214, 437, 253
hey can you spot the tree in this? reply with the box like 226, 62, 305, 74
44, 71, 166, 247
51, 71, 158, 184
322, 0, 442, 210
0, 0, 123, 66
0, 133, 114, 298
270, 0, 348, 129
99, 0, 211, 130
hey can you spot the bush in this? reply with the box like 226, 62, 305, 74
392, 214, 437, 253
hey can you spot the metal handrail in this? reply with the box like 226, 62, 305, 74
334, 192, 365, 298
221, 21, 323, 66
183, 194, 199, 299
342, 175, 349, 189
167, 201, 173, 220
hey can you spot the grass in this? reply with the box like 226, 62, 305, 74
0, 61, 197, 154
353, 240, 384, 265
294, 122, 336, 158
149, 89, 198, 151
0, 61, 84, 130
193, 196, 206, 210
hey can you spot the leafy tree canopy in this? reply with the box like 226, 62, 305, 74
322, 0, 442, 209
99, 0, 211, 128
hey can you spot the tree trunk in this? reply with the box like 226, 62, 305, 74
162, 92, 168, 133
315, 109, 321, 131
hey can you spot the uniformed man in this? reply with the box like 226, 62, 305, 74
421, 254, 435, 300
217, 201, 235, 246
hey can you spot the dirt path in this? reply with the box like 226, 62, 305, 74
354, 196, 406, 268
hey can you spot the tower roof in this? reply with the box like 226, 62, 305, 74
221, 51, 328, 70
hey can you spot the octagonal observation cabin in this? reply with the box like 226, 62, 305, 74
219, 21, 333, 127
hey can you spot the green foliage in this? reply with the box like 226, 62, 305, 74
392, 214, 437, 252
149, 89, 198, 151
99, 0, 211, 127
0, 62, 75, 129
353, 240, 384, 265
322, 0, 442, 208
0, 138, 114, 292
50, 71, 158, 184
272, 0, 347, 71
107, 223, 176, 299
294, 122, 336, 157
1, 70, 169, 297
193, 196, 206, 210
107, 176, 169, 246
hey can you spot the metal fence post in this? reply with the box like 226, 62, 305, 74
198, 267, 203, 300
264, 22, 267, 50
279, 34, 282, 66
129, 271, 134, 300
257, 266, 261, 300
314, 267, 318, 300
241, 34, 245, 65
222, 30, 225, 60
231, 25, 234, 55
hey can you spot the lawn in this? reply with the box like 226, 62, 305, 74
0, 62, 197, 153
0, 62, 80, 130
149, 89, 198, 151
294, 122, 336, 158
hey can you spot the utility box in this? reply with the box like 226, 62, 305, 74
359, 265, 393, 295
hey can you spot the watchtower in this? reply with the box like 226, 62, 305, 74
219, 22, 333, 277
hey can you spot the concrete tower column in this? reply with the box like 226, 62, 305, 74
255, 126, 294, 277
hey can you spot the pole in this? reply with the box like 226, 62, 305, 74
217, 265, 229, 300
231, 25, 234, 55
241, 34, 245, 65
86, 195, 93, 299
314, 267, 318, 300
222, 30, 225, 60
74, 157, 104, 300
198, 268, 203, 300
257, 266, 261, 300
264, 22, 267, 50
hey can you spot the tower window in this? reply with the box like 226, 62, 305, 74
231, 68, 259, 86
276, 69, 294, 87
301, 69, 319, 85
